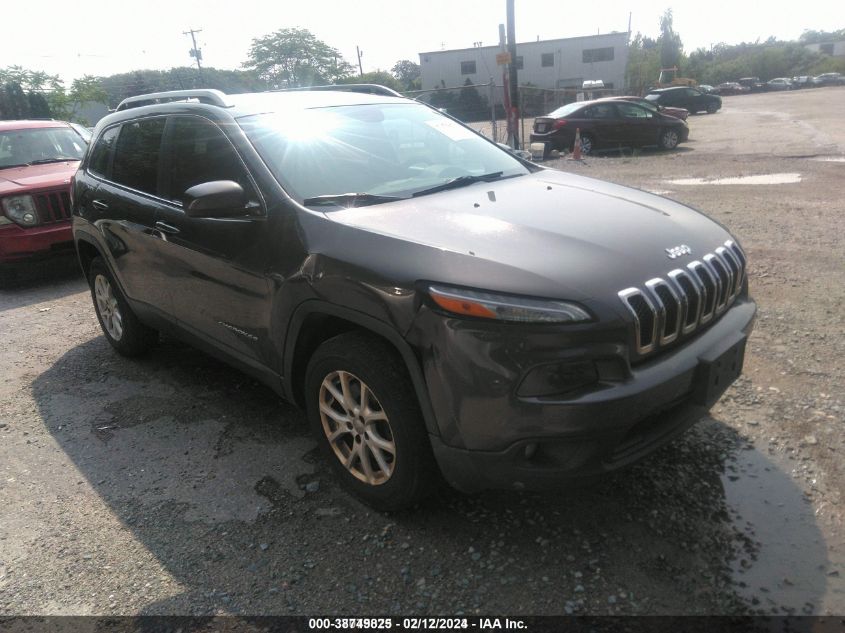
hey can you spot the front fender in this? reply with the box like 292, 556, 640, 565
283, 299, 440, 437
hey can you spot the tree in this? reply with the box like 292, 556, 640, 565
799, 28, 845, 44
0, 83, 30, 119
626, 33, 660, 94
658, 9, 684, 70
426, 80, 457, 111
48, 75, 109, 122
0, 66, 63, 93
27, 92, 51, 118
455, 78, 488, 121
391, 60, 421, 90
97, 67, 268, 108
339, 71, 403, 92
243, 28, 353, 88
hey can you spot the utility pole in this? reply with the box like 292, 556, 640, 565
183, 28, 203, 79
498, 24, 513, 147
356, 46, 364, 77
506, 0, 519, 149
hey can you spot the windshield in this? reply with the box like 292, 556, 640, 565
0, 127, 87, 169
238, 103, 529, 204
547, 102, 584, 118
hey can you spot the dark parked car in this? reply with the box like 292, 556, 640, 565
1, 120, 89, 284
73, 88, 755, 510
529, 99, 689, 155
738, 77, 765, 92
716, 82, 749, 96
813, 73, 844, 87
646, 86, 722, 114
607, 96, 689, 120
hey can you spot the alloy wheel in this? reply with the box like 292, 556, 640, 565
94, 274, 123, 340
663, 130, 679, 149
318, 370, 396, 486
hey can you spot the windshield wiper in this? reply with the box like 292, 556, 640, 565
28, 157, 80, 165
411, 172, 505, 198
302, 192, 406, 208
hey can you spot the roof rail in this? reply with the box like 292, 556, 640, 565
116, 89, 230, 112
273, 84, 404, 98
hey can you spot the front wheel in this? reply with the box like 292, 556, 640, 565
706, 103, 719, 114
88, 257, 158, 356
659, 128, 680, 150
0, 265, 17, 289
305, 332, 437, 511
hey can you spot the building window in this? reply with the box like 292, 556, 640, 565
820, 43, 834, 55
541, 53, 554, 67
460, 61, 476, 75
515, 56, 524, 70
582, 47, 615, 63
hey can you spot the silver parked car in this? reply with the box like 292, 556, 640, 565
766, 78, 793, 91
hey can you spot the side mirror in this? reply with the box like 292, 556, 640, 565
183, 180, 248, 218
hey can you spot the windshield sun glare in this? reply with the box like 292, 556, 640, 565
238, 103, 529, 205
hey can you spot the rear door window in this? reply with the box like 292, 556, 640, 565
617, 103, 652, 119
88, 127, 119, 178
111, 118, 166, 196
584, 104, 616, 119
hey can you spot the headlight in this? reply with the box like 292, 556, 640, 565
1, 195, 39, 227
428, 285, 591, 323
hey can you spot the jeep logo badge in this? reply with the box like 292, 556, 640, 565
665, 244, 692, 259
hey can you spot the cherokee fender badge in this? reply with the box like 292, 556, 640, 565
218, 321, 258, 341
665, 244, 692, 259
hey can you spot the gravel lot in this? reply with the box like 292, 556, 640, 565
1, 87, 843, 617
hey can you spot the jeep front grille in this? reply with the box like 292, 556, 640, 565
618, 240, 747, 356
34, 190, 72, 224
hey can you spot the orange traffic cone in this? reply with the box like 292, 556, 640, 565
569, 127, 582, 161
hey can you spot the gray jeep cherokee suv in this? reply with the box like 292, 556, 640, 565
72, 87, 755, 510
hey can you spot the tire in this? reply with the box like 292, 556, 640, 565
88, 257, 158, 356
576, 133, 595, 155
305, 332, 437, 511
0, 266, 17, 289
659, 128, 680, 150
706, 103, 719, 114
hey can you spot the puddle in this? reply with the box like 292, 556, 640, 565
722, 448, 843, 613
667, 173, 802, 185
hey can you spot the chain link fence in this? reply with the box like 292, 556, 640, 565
403, 82, 620, 148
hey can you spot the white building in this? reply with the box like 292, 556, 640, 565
419, 32, 630, 94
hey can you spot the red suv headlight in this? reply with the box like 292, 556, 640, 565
1, 195, 39, 227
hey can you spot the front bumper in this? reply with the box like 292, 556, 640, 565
414, 299, 756, 492
0, 221, 73, 264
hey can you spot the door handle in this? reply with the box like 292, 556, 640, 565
91, 199, 109, 211
154, 221, 180, 235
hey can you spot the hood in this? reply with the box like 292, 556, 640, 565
0, 161, 79, 196
321, 170, 735, 303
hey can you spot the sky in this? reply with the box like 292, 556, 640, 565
2, 0, 841, 84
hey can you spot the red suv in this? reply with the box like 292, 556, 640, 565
1, 120, 89, 283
